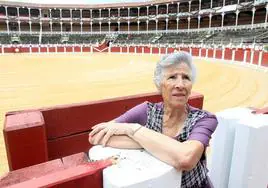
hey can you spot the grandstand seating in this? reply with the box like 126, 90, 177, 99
0, 0, 267, 47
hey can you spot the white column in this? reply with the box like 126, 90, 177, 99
60, 9, 62, 19
118, 8, 120, 17
5, 6, 8, 17
90, 22, 93, 32
99, 22, 102, 33
156, 20, 158, 31
146, 20, 149, 32
40, 22, 42, 33
99, 9, 101, 18
90, 9, 92, 19
50, 21, 52, 32
222, 48, 225, 60
147, 6, 149, 17
6, 20, 9, 34
18, 21, 21, 33
138, 7, 140, 17
199, 0, 201, 11
108, 21, 111, 33
39, 8, 42, 18
188, 17, 191, 31
118, 21, 120, 32
80, 9, 82, 19
49, 9, 52, 19
70, 22, 73, 32
210, 0, 213, 8
213, 47, 216, 58
166, 18, 168, 32
221, 12, 225, 29
60, 22, 63, 34
251, 7, 256, 28
128, 21, 130, 33
223, 0, 225, 6
108, 8, 111, 18
80, 22, 83, 33
235, 10, 240, 29
176, 17, 179, 31
189, 1, 191, 12
17, 7, 20, 17
29, 21, 32, 34
70, 9, 72, 18
28, 8, 31, 20
198, 15, 201, 29
128, 8, 130, 18
265, 5, 268, 28
167, 4, 169, 14
156, 5, 158, 15
209, 13, 212, 28
137, 21, 140, 33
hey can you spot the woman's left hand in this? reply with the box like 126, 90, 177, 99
89, 122, 141, 146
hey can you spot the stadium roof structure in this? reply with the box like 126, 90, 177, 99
0, 0, 178, 8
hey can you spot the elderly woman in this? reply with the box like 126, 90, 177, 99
89, 51, 218, 188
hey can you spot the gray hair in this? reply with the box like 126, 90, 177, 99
153, 51, 197, 90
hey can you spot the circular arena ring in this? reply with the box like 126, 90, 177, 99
1, 51, 268, 175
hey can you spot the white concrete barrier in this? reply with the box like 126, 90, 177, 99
209, 107, 268, 188
89, 146, 181, 188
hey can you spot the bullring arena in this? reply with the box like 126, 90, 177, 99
0, 0, 268, 187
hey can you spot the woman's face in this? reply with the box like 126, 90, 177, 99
160, 62, 193, 108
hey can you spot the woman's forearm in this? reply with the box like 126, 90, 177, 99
130, 127, 188, 169
105, 135, 143, 149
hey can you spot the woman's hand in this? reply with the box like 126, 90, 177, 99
88, 122, 141, 146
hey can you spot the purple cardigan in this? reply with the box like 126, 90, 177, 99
115, 102, 218, 147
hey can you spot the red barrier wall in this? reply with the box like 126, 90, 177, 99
208, 49, 213, 58
192, 48, 199, 56
4, 92, 203, 170
253, 51, 260, 65
20, 47, 30, 53
234, 48, 244, 62
181, 48, 189, 53
224, 48, 232, 60
129, 46, 135, 53
4, 47, 15, 53
111, 47, 120, 53
66, 47, 73, 53
137, 46, 142, 53
32, 47, 39, 53
261, 52, 268, 67
167, 48, 174, 54
40, 47, 47, 53
144, 46, 150, 53
82, 47, 90, 52
74, 46, 81, 52
201, 49, 206, 57
160, 47, 165, 54
152, 47, 158, 54
0, 152, 111, 188
122, 47, 127, 53
49, 47, 56, 53
215, 49, 222, 59
245, 49, 251, 63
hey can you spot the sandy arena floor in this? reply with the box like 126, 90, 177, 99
0, 53, 268, 176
